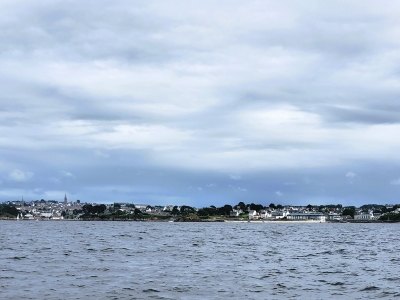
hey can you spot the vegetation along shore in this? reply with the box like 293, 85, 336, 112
2, 198, 400, 222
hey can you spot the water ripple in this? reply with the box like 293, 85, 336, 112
1, 221, 400, 299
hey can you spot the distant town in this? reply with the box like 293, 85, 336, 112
1, 195, 400, 222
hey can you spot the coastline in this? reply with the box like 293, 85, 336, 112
2, 218, 399, 223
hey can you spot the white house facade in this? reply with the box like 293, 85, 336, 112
286, 212, 326, 222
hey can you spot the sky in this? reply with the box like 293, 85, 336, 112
1, 0, 400, 207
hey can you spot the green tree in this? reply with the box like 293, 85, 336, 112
82, 204, 94, 215
0, 204, 19, 217
73, 209, 82, 215
96, 204, 106, 214
218, 204, 233, 215
172, 206, 180, 215
197, 208, 209, 216
82, 204, 106, 216
249, 203, 263, 211
236, 202, 246, 211
342, 207, 356, 218
180, 206, 195, 215
197, 206, 217, 216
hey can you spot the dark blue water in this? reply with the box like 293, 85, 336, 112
1, 221, 399, 299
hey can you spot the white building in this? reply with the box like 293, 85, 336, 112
260, 210, 271, 219
354, 210, 377, 220
271, 210, 287, 219
327, 213, 342, 221
248, 210, 260, 220
287, 212, 326, 222
40, 212, 52, 218
230, 209, 242, 217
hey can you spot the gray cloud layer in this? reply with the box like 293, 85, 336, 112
1, 0, 400, 206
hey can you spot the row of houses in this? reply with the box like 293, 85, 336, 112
243, 209, 327, 221
353, 210, 382, 220
232, 209, 383, 222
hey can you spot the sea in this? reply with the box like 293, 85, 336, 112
1, 221, 400, 299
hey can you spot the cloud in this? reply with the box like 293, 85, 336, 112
61, 171, 74, 178
8, 170, 34, 182
346, 172, 357, 184
48, 171, 75, 183
391, 178, 400, 186
304, 177, 312, 184
48, 177, 60, 183
95, 150, 109, 158
346, 172, 356, 179
275, 191, 283, 196
2, 1, 400, 206
206, 183, 216, 188
229, 185, 247, 192
189, 186, 202, 192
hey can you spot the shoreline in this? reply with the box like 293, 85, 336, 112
2, 218, 399, 223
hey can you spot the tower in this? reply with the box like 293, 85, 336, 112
64, 193, 67, 204
21, 196, 24, 207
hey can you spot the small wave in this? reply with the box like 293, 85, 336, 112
296, 254, 315, 258
360, 286, 380, 291
8, 256, 26, 260
142, 289, 160, 293
101, 248, 115, 252
385, 277, 400, 281
172, 286, 191, 292
335, 249, 346, 254
319, 270, 345, 274
390, 258, 400, 262
330, 282, 345, 286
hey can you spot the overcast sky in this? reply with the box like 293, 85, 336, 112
1, 0, 400, 207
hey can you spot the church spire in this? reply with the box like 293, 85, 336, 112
64, 193, 67, 204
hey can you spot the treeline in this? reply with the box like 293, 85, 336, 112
378, 205, 400, 221
79, 204, 169, 220
0, 204, 19, 218
82, 204, 107, 216
195, 202, 286, 218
